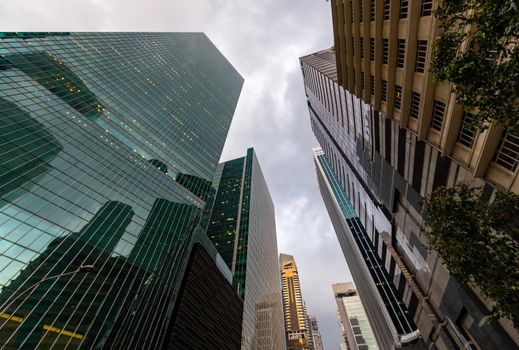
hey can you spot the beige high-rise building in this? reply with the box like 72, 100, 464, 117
301, 0, 519, 349
330, 0, 519, 192
280, 254, 313, 350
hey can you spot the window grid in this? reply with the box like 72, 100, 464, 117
382, 39, 389, 65
394, 85, 402, 109
397, 39, 405, 68
381, 80, 387, 101
431, 100, 446, 131
400, 0, 408, 19
415, 40, 428, 73
383, 0, 390, 20
360, 37, 364, 59
410, 92, 421, 119
457, 112, 477, 148
494, 132, 519, 172
370, 38, 375, 61
361, 72, 365, 90
359, 0, 364, 22
370, 75, 375, 96
421, 0, 433, 16
370, 0, 375, 21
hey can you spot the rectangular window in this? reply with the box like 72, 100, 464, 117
382, 38, 389, 64
361, 72, 365, 90
397, 39, 405, 68
421, 0, 433, 16
431, 100, 446, 131
494, 132, 519, 172
370, 75, 375, 95
352, 69, 356, 86
360, 37, 364, 59
359, 0, 364, 22
394, 85, 402, 109
370, 38, 375, 61
370, 0, 375, 21
457, 111, 477, 148
383, 0, 390, 20
410, 92, 421, 118
400, 0, 408, 19
381, 80, 387, 101
415, 40, 428, 73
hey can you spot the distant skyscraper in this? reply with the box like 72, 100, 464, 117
301, 1, 519, 348
333, 282, 378, 350
279, 254, 313, 350
205, 148, 285, 350
0, 32, 243, 349
301, 0, 519, 345
309, 316, 324, 350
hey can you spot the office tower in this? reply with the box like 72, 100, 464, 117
301, 1, 519, 347
279, 254, 313, 350
333, 282, 378, 350
205, 148, 285, 350
308, 316, 324, 350
0, 32, 243, 349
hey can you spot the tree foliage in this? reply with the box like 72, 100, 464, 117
431, 0, 519, 131
424, 183, 519, 328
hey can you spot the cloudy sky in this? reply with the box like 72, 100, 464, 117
1, 0, 353, 347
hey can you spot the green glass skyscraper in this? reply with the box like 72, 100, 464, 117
0, 32, 243, 349
205, 148, 286, 350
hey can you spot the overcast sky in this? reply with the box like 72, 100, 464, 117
1, 1, 353, 348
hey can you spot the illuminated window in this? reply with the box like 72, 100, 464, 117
394, 85, 402, 109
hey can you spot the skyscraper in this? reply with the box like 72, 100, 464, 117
0, 32, 243, 349
308, 316, 324, 350
301, 1, 519, 347
205, 148, 285, 350
333, 282, 378, 350
279, 253, 313, 350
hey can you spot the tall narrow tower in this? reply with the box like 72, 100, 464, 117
205, 148, 286, 350
279, 254, 313, 350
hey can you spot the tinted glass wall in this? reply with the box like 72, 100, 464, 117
0, 32, 243, 349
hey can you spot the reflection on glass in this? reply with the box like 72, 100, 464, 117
0, 97, 62, 209
0, 201, 135, 349
2, 52, 105, 119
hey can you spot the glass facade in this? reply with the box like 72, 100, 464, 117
333, 282, 378, 350
205, 148, 285, 350
0, 32, 243, 349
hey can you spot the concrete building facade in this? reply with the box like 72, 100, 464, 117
301, 1, 519, 347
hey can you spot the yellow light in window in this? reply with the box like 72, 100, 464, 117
43, 325, 84, 340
